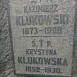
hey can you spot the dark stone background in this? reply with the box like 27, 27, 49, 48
0, 0, 77, 77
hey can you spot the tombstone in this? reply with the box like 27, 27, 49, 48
8, 0, 75, 77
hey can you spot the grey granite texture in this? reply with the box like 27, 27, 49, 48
0, 0, 77, 77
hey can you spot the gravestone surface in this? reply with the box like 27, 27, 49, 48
0, 0, 77, 77
9, 0, 75, 77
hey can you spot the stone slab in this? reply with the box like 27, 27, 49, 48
9, 0, 75, 76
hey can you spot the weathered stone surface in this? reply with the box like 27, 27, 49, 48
0, 0, 77, 77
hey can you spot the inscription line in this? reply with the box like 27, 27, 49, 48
20, 36, 65, 37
